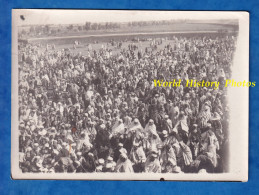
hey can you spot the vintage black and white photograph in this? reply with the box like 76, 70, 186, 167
11, 10, 249, 180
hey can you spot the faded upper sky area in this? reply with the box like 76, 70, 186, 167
13, 9, 241, 26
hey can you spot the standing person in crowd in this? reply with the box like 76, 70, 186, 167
18, 34, 236, 173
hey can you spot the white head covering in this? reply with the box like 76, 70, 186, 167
112, 119, 125, 135
128, 119, 143, 132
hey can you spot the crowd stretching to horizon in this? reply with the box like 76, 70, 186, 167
18, 34, 236, 173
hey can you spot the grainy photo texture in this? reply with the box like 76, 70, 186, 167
12, 10, 249, 181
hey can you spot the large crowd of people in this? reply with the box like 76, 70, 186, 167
18, 34, 236, 174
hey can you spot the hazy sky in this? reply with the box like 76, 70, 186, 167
13, 9, 240, 26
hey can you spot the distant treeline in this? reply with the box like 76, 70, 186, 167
18, 19, 238, 38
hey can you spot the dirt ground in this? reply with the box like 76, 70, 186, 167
51, 39, 170, 56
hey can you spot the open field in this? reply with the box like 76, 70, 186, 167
20, 22, 238, 57
20, 22, 238, 45
52, 39, 167, 56
40, 32, 236, 57
25, 31, 238, 46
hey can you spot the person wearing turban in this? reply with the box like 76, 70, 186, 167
144, 150, 161, 173
114, 153, 134, 173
